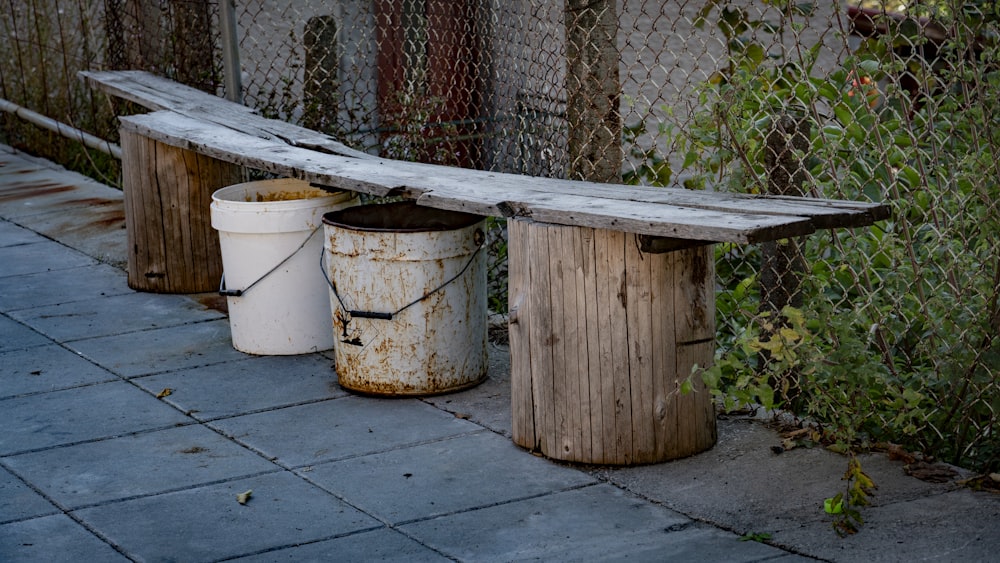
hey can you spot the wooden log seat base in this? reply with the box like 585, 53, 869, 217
509, 219, 717, 465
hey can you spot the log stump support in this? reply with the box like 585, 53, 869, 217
120, 129, 244, 293
509, 218, 718, 465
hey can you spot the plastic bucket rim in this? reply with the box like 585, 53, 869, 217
212, 178, 350, 208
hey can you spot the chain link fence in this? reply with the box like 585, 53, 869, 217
2, 0, 997, 472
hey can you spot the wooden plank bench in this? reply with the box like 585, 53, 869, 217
82, 70, 889, 465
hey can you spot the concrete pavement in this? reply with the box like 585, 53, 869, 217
1, 144, 998, 562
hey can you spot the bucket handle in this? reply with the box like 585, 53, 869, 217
219, 226, 321, 297
322, 228, 485, 322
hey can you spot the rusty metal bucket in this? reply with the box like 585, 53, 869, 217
322, 201, 488, 396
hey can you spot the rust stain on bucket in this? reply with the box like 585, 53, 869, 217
324, 201, 488, 397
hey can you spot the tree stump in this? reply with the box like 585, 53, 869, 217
120, 129, 244, 293
508, 218, 717, 465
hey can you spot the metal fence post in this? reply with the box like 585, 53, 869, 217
219, 0, 242, 104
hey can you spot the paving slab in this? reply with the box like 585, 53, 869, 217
0, 239, 96, 278
400, 483, 795, 562
0, 343, 117, 399
0, 263, 131, 312
776, 488, 1000, 562
11, 200, 126, 268
0, 466, 58, 524
209, 395, 480, 467
4, 425, 279, 509
232, 528, 451, 562
0, 315, 51, 353
0, 380, 190, 456
598, 416, 1000, 561
0, 514, 130, 562
421, 343, 513, 436
0, 169, 117, 220
304, 430, 597, 525
0, 219, 45, 247
73, 471, 381, 562
133, 353, 346, 421
65, 318, 246, 378
8, 291, 226, 342
0, 150, 127, 268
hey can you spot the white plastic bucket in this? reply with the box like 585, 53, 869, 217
323, 201, 487, 395
211, 178, 358, 355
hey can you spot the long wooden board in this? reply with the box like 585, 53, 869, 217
120, 111, 882, 244
85, 70, 889, 239
80, 70, 368, 160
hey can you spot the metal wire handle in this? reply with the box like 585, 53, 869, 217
219, 226, 321, 297
321, 228, 485, 322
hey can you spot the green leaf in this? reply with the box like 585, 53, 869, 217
745, 43, 766, 66
834, 104, 855, 126
858, 59, 880, 75
693, 0, 721, 29
817, 82, 840, 102
680, 379, 694, 395
682, 150, 699, 170
898, 166, 921, 188
795, 2, 816, 15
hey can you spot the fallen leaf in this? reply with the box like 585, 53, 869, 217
454, 412, 471, 420
886, 443, 917, 464
958, 474, 1000, 492
782, 428, 811, 440
236, 490, 253, 505
905, 461, 958, 483
156, 388, 173, 399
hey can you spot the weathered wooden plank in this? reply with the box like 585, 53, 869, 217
81, 70, 369, 159
119, 112, 836, 244
605, 230, 633, 463
527, 220, 556, 456
594, 228, 617, 463
673, 246, 718, 455
89, 70, 885, 225
650, 251, 679, 460
572, 226, 594, 461
580, 227, 605, 462
551, 227, 576, 460
674, 245, 717, 344
120, 131, 157, 289
677, 340, 718, 454
508, 218, 535, 450
496, 180, 889, 228
626, 234, 656, 461
89, 71, 888, 229
82, 70, 250, 114
547, 224, 569, 459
